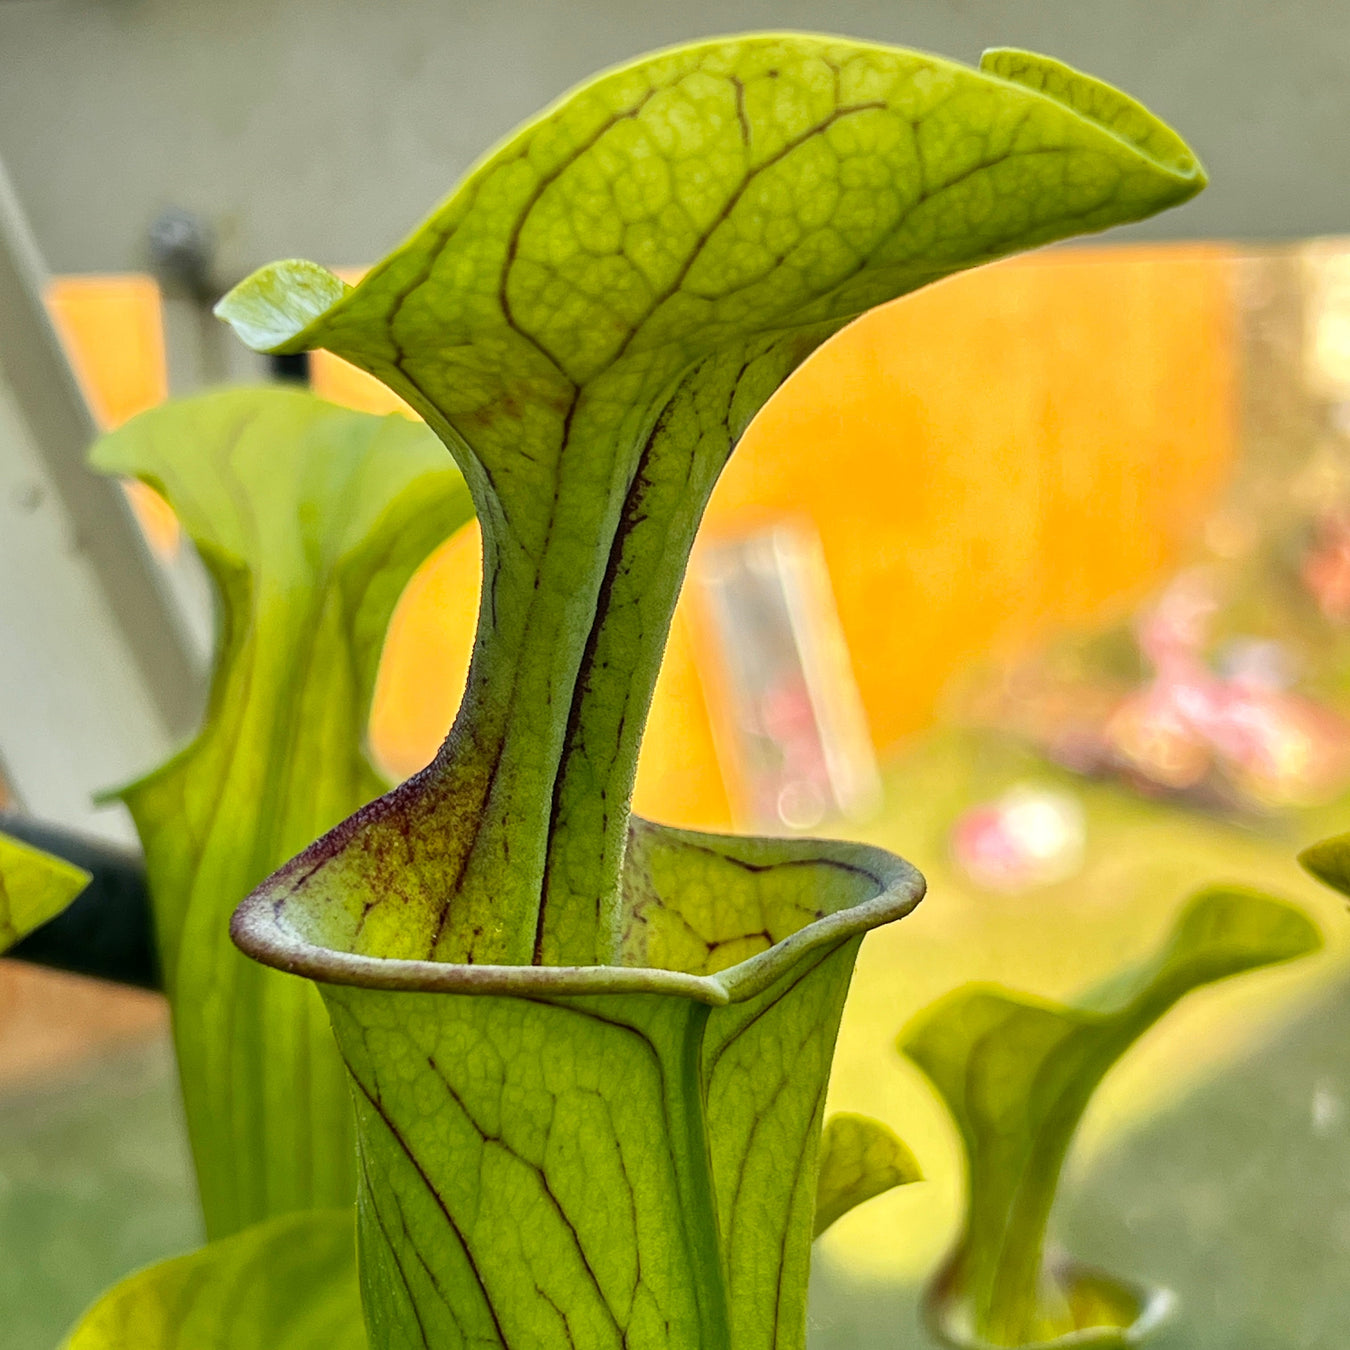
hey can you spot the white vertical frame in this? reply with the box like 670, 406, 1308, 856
0, 159, 205, 843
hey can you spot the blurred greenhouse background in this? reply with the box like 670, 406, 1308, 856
3, 2, 1350, 1347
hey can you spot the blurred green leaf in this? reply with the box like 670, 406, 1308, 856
0, 831, 89, 953
90, 388, 474, 1238
1299, 832, 1350, 902
61, 1209, 362, 1349
902, 887, 1320, 1347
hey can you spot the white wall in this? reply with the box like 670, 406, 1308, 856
0, 0, 1344, 281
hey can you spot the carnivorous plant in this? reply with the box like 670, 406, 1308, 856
903, 886, 1320, 1347
60, 31, 1207, 1350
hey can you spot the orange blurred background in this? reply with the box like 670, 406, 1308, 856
47, 242, 1238, 832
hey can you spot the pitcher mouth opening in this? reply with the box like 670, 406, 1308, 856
230, 824, 925, 1006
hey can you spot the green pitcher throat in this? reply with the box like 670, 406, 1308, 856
217, 32, 1205, 1350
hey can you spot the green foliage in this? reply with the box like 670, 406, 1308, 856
814, 1113, 922, 1239
901, 887, 1321, 1348
89, 388, 474, 1238
0, 831, 89, 953
1299, 832, 1350, 901
61, 1210, 362, 1350
208, 32, 1206, 1350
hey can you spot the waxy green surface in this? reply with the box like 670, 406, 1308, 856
902, 887, 1320, 1348
220, 34, 1205, 973
91, 389, 474, 1238
0, 831, 89, 953
240, 826, 923, 1350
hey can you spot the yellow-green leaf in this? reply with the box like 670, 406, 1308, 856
0, 831, 89, 953
61, 1209, 363, 1349
90, 387, 474, 1239
1299, 831, 1350, 902
814, 1112, 922, 1238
